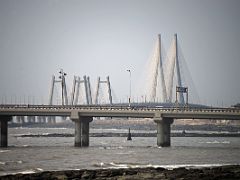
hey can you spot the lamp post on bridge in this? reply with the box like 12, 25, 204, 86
127, 69, 131, 106
126, 69, 133, 141
59, 69, 67, 106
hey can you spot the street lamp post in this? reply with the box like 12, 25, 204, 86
126, 69, 132, 141
59, 69, 67, 105
127, 69, 131, 106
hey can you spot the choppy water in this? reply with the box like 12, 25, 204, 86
0, 127, 240, 176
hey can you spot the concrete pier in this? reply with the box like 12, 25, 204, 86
16, 116, 21, 123
0, 116, 11, 147
74, 117, 92, 147
154, 117, 174, 147
74, 119, 82, 147
37, 116, 46, 123
81, 118, 91, 146
71, 112, 92, 147
27, 116, 36, 123
47, 116, 56, 124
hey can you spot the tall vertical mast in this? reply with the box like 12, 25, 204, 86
87, 77, 92, 105
48, 75, 55, 105
94, 77, 100, 104
74, 77, 80, 105
158, 34, 167, 102
83, 75, 89, 105
106, 76, 113, 105
175, 33, 184, 103
62, 76, 68, 105
150, 37, 159, 102
71, 76, 76, 105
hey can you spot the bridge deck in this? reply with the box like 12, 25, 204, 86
1, 104, 240, 148
0, 105, 240, 120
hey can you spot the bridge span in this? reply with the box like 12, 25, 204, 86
1, 105, 240, 148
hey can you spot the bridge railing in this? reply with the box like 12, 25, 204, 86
0, 104, 240, 113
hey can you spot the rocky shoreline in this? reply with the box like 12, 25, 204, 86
1, 165, 240, 180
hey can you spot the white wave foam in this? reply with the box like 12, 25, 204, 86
99, 162, 104, 167
159, 163, 234, 170
0, 161, 6, 165
18, 170, 36, 174
109, 162, 129, 168
205, 140, 230, 144
206, 140, 221, 144
222, 141, 230, 144
95, 162, 235, 170
0, 150, 10, 153
199, 140, 231, 144
105, 162, 155, 169
35, 168, 43, 171
42, 133, 50, 135
92, 162, 107, 168
18, 168, 43, 174
4, 160, 23, 165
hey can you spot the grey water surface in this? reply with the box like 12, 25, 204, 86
0, 127, 240, 176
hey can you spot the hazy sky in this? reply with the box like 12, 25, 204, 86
0, 0, 240, 106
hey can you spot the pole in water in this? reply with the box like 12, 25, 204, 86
127, 128, 132, 141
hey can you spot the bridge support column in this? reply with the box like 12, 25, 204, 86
51, 116, 56, 124
0, 116, 12, 147
47, 116, 56, 124
154, 117, 174, 147
16, 116, 21, 123
74, 119, 82, 147
27, 116, 35, 123
81, 118, 91, 146
71, 111, 92, 147
20, 116, 25, 124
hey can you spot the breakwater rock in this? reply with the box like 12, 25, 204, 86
1, 165, 240, 180
15, 132, 240, 138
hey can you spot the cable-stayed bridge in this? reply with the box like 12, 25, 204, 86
0, 34, 199, 108
0, 34, 239, 148
47, 34, 199, 107
4, 34, 204, 124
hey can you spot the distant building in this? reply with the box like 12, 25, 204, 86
232, 103, 240, 108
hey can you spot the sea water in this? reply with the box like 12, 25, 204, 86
0, 127, 240, 176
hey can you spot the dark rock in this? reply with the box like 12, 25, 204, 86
1, 165, 240, 180
81, 170, 95, 179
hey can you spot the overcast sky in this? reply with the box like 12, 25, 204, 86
0, 0, 240, 106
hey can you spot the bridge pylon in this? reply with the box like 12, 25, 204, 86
48, 73, 68, 106
148, 34, 186, 104
70, 75, 92, 105
48, 70, 68, 123
94, 76, 112, 105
